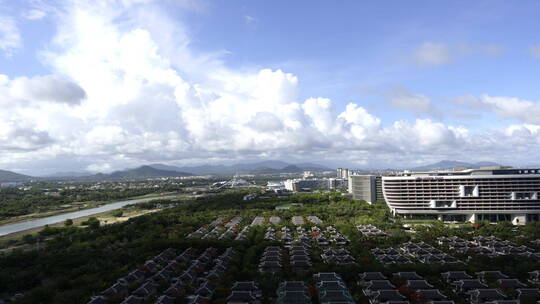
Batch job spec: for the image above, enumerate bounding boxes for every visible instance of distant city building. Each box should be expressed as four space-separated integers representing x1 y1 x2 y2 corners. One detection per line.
266 182 286 193
336 168 350 179
214 175 253 189
283 177 347 192
303 171 314 179
284 179 326 191
328 178 348 190
348 175 381 204
0 182 23 188
382 167 540 224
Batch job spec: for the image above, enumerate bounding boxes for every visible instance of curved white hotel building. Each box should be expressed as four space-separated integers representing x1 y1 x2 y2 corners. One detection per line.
382 167 540 225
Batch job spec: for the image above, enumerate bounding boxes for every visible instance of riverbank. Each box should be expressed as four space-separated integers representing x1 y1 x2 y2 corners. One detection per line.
0 205 163 251
0 194 185 237
0 192 177 226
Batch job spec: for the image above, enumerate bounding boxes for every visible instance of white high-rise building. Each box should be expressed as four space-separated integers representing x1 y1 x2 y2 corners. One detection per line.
337 168 350 179
348 175 379 204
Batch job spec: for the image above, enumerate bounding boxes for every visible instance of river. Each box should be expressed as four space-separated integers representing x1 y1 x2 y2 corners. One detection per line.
0 196 172 237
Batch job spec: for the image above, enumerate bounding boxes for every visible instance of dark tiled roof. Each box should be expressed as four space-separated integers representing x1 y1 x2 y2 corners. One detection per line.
371 289 406 301
227 291 256 302
406 280 434 290
415 289 447 300
393 272 423 280
441 271 472 281
359 272 387 281
364 280 396 290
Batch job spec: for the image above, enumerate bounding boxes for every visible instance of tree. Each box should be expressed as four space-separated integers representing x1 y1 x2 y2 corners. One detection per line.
22 234 36 244
81 217 100 229
64 219 73 226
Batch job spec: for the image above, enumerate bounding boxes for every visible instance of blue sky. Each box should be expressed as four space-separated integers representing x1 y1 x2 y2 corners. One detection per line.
2 0 540 175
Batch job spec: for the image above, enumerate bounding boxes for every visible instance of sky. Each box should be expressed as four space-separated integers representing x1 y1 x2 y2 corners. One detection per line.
2 0 540 175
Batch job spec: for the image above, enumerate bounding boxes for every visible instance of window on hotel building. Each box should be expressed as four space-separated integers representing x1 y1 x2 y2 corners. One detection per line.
527 214 540 222
478 214 511 222
460 185 479 197
512 192 537 200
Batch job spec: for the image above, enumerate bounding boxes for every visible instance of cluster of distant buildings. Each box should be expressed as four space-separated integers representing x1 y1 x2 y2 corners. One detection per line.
265 170 349 194
0 182 24 188
264 165 540 225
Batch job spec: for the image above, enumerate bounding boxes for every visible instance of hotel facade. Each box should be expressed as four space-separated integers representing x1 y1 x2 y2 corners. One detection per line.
381 167 540 225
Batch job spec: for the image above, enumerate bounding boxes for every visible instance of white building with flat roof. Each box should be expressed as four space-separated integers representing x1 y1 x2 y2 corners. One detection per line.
283 178 346 192
337 168 350 179
382 167 540 224
348 175 376 203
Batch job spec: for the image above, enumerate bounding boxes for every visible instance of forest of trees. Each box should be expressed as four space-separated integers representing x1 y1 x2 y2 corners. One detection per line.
0 191 539 303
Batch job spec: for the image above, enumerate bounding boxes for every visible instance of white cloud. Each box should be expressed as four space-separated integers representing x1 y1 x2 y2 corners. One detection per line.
412 42 504 67
338 103 381 142
412 42 451 66
0 74 86 106
452 94 540 124
0 15 21 56
248 112 284 132
24 9 47 20
382 119 462 151
456 43 504 56
0 0 538 174
377 85 439 116
0 120 54 151
244 15 256 24
86 162 112 172
530 44 540 58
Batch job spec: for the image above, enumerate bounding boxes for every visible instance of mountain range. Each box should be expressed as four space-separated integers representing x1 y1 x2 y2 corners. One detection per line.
410 160 501 171
148 161 331 175
107 165 193 179
0 160 509 182
0 166 193 182
0 169 33 183
0 161 331 182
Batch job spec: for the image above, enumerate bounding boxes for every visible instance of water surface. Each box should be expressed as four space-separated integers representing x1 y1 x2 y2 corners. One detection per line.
0 196 171 236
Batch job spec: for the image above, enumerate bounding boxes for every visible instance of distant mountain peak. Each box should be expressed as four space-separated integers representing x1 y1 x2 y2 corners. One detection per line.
149 161 331 175
107 165 193 179
411 160 501 171
45 171 91 178
0 169 32 182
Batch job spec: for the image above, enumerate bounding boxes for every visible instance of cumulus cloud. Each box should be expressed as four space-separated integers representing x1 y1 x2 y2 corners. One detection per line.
338 103 381 142
0 0 537 174
248 112 284 132
0 15 21 56
374 85 439 117
0 120 54 151
0 74 87 106
451 94 540 124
